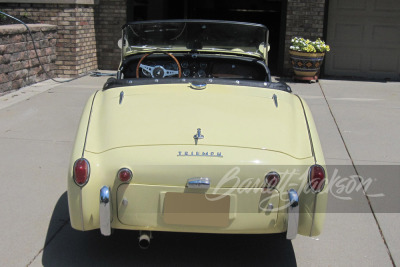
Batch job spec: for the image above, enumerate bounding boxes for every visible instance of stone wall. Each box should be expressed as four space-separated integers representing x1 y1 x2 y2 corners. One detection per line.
94 0 126 70
0 2 97 78
0 24 56 94
284 0 327 75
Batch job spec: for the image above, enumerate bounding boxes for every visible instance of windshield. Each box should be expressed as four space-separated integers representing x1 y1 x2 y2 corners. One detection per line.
122 20 268 58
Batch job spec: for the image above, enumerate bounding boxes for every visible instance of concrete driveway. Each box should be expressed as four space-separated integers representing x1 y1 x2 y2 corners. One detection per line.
0 75 398 266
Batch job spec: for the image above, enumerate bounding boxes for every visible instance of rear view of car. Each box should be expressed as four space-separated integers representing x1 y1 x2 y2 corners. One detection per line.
68 20 327 248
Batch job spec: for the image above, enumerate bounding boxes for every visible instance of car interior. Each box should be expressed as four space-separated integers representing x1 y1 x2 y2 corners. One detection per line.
119 52 270 81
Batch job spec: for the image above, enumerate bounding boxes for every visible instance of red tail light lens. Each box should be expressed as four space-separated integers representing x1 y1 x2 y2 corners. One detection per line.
309 165 326 192
73 158 90 186
265 171 280 189
118 168 133 182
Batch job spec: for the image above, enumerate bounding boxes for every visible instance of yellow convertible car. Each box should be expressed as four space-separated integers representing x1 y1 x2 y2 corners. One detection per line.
68 20 327 249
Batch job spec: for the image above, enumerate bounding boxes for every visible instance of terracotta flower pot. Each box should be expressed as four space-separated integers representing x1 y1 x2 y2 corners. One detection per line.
289 50 325 78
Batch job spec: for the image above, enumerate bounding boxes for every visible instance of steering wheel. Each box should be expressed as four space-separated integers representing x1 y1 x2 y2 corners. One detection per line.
136 52 182 78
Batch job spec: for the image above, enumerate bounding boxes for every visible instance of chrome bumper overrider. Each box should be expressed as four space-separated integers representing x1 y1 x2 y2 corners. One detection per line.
100 186 112 236
286 189 299 240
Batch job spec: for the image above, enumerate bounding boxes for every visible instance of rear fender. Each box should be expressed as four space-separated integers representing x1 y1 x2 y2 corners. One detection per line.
68 91 98 230
298 183 328 236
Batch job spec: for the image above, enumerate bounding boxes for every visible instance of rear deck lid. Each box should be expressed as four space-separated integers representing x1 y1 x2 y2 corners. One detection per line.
85 84 312 159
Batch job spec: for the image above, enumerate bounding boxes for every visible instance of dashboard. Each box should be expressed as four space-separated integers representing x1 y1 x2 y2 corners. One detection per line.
121 54 268 81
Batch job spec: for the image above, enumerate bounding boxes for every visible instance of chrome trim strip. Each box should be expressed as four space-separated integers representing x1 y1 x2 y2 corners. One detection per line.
286 189 299 240
79 188 85 231
186 177 211 189
79 90 98 231
295 95 320 235
272 94 278 107
81 90 99 158
190 82 207 90
99 186 112 236
310 194 318 237
119 91 124 104
295 94 316 163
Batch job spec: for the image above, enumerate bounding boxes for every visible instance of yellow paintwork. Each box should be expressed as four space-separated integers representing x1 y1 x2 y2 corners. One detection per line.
85 85 311 158
68 83 327 236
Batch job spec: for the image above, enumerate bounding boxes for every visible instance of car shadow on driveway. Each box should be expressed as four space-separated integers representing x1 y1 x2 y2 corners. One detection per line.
42 192 297 266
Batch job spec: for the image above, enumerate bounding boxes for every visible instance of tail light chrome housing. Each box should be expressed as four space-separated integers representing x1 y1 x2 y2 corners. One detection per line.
118 168 133 182
73 158 90 186
264 171 280 189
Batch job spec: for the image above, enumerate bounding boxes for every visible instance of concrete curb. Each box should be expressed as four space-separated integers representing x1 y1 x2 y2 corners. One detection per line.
0 78 68 110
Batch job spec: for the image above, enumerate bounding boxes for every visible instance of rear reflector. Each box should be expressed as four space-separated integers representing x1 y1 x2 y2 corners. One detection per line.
73 158 90 186
118 168 133 182
309 165 326 192
265 171 280 189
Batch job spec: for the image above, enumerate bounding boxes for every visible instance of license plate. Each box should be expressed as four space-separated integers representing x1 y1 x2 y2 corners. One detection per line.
163 192 230 227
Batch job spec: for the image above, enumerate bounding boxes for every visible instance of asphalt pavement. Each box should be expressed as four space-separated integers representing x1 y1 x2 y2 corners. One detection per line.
0 74 398 266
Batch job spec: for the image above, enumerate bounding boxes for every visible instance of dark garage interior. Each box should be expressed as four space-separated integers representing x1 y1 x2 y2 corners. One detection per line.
127 0 286 75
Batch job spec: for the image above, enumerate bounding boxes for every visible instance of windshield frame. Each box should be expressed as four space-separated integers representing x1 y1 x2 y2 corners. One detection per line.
121 19 269 60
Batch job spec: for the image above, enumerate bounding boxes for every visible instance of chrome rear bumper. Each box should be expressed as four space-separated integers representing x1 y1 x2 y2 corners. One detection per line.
100 186 112 236
99 185 299 237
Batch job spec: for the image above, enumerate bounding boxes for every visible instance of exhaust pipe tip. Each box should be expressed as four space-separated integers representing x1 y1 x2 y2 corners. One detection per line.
139 231 151 249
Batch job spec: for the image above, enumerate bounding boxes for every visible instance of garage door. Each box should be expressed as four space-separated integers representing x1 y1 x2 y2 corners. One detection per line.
325 0 400 80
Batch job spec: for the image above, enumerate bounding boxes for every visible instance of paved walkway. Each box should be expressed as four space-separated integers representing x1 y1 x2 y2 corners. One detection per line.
0 75 398 266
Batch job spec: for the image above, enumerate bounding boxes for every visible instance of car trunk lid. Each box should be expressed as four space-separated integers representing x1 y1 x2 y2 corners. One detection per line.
85 83 312 159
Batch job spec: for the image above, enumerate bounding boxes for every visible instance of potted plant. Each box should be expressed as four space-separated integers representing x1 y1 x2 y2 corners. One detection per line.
289 37 330 81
